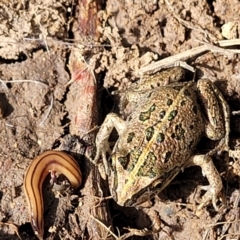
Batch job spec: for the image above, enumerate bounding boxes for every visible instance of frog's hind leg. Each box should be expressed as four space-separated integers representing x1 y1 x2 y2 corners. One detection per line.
189 154 224 211
197 79 230 154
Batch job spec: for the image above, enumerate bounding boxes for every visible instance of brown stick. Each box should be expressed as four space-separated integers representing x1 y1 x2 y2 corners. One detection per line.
67 0 113 239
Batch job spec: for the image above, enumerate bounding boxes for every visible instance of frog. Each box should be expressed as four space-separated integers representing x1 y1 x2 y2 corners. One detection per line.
94 67 230 211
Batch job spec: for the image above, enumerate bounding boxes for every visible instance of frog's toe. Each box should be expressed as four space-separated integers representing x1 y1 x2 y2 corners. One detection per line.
94 142 111 161
197 185 219 211
94 141 112 175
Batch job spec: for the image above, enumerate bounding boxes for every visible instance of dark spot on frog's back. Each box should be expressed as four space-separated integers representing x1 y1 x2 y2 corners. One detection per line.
126 149 142 171
157 132 165 143
168 110 178 121
139 103 156 121
127 132 135 143
145 126 154 141
159 110 166 119
180 100 186 106
175 123 185 140
149 103 156 112
139 112 149 121
118 151 140 172
137 151 157 178
167 99 173 106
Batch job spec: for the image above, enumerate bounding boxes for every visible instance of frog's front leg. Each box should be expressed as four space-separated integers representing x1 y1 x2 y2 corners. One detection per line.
189 154 223 211
94 113 126 175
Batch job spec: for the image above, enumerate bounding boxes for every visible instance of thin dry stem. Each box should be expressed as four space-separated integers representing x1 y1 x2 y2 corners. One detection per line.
139 45 208 74
218 39 240 47
90 215 119 239
139 41 240 75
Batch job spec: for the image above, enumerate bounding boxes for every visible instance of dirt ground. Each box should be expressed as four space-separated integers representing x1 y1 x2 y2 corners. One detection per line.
1 0 240 239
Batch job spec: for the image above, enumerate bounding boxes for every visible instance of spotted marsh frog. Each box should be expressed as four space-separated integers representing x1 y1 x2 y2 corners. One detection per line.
95 67 230 210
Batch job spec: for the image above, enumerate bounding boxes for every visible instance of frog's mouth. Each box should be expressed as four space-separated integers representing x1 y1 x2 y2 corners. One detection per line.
123 166 182 207
124 185 155 207
110 181 153 207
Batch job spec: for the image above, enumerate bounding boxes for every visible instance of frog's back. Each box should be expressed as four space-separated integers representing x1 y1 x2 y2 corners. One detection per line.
113 82 205 178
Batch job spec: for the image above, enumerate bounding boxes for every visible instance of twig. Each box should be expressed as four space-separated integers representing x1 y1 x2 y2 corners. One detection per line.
219 39 240 47
89 215 119 239
139 41 240 75
196 40 240 54
139 45 208 74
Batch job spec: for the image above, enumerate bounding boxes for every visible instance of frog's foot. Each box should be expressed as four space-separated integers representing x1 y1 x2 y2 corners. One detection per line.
94 113 126 175
189 154 223 211
196 185 226 211
94 139 112 175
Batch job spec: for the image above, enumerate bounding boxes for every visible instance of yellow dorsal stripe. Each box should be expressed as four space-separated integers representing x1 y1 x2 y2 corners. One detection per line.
121 83 191 193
